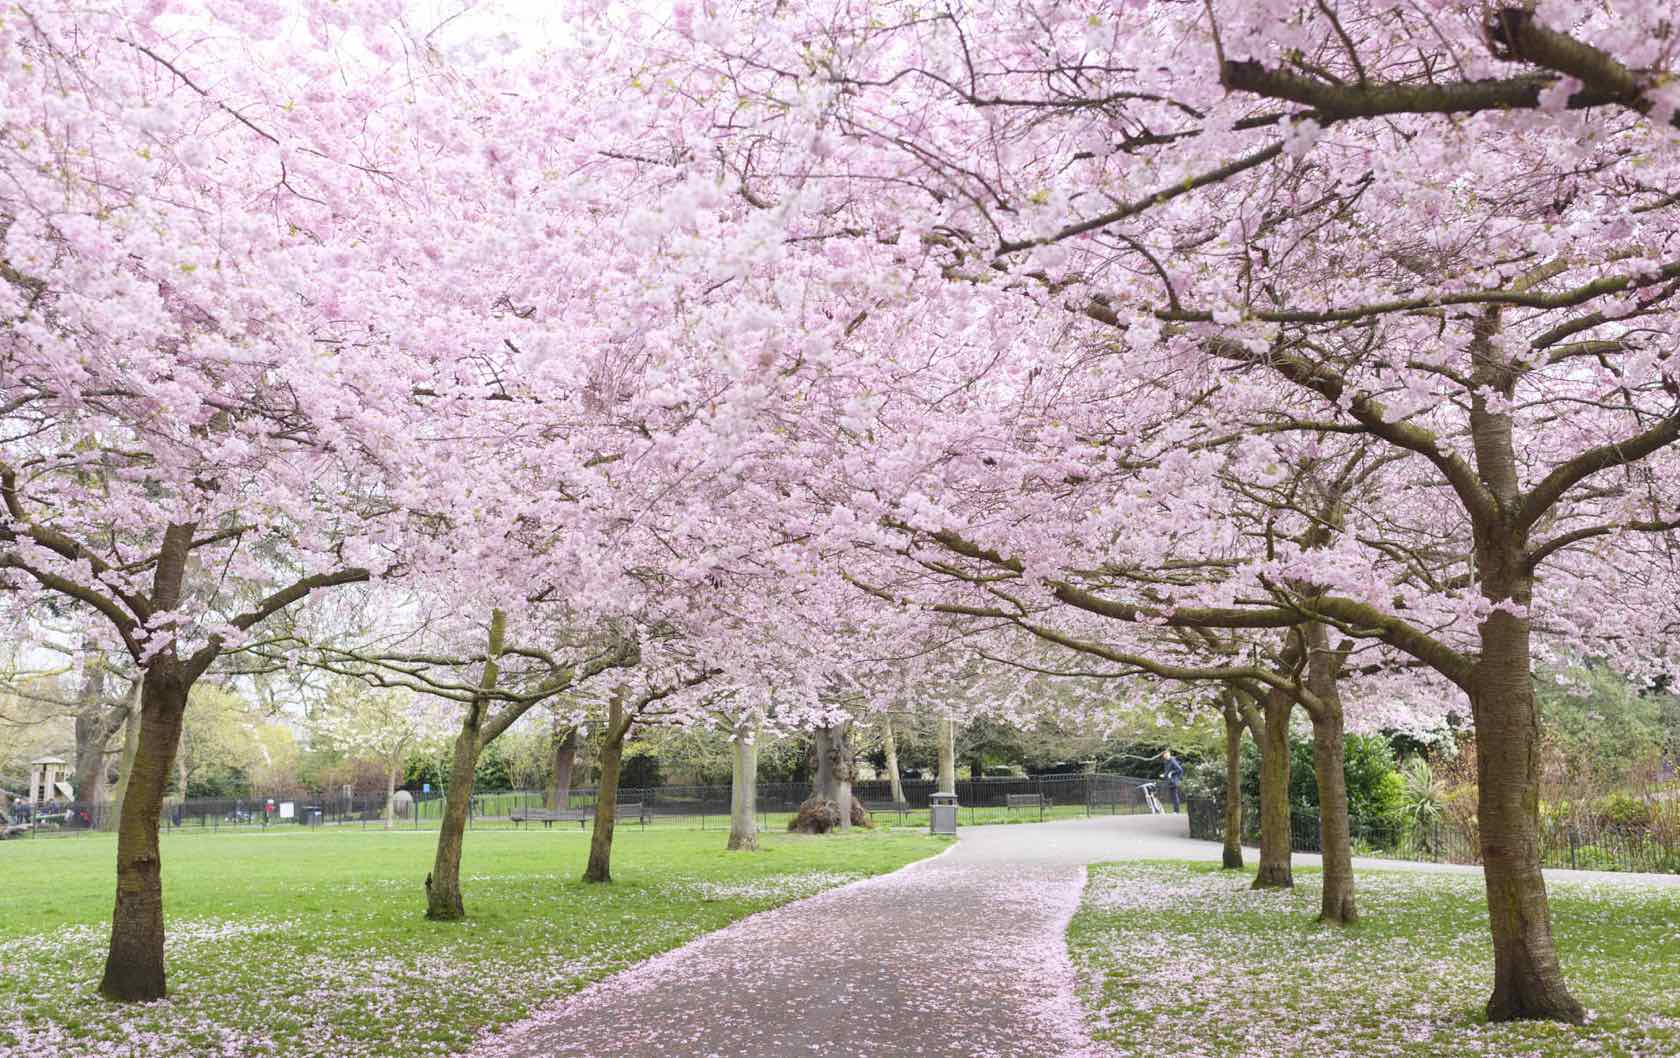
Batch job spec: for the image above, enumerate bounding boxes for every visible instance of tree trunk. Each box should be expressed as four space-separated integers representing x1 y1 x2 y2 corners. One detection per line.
584 694 627 884
103 684 143 833
813 722 852 830
936 716 956 795
548 721 578 811
813 724 839 801
1463 310 1583 1022
73 647 127 811
425 609 505 921
98 665 190 1002
1309 709 1356 923
426 705 483 919
1304 623 1356 924
384 760 398 831
882 717 905 804
1471 559 1584 1022
1220 702 1244 871
726 715 759 851
836 725 853 833
1252 689 1293 890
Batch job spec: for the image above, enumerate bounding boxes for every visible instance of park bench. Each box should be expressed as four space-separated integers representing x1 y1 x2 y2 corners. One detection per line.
613 801 649 829
1005 793 1049 818
509 808 591 829
862 799 909 820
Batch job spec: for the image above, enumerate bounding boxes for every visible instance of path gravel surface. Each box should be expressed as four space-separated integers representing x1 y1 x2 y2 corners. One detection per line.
466 811 1677 1058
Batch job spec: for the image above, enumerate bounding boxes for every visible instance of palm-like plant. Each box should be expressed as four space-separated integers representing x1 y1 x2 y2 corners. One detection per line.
1396 757 1450 858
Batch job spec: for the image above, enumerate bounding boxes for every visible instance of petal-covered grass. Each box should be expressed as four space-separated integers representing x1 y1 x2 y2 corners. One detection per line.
0 826 947 1058
1070 862 1680 1058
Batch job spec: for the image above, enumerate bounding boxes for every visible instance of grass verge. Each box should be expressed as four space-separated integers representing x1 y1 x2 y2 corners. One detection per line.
1069 862 1680 1057
0 826 946 1058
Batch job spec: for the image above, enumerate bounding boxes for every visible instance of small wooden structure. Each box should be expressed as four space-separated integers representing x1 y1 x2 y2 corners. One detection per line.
28 756 73 804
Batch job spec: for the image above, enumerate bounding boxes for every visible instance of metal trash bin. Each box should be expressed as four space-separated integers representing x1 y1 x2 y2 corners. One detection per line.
929 792 959 836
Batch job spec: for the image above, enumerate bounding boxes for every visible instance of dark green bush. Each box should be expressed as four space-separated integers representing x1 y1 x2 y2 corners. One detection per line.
1286 733 1404 829
1571 844 1625 872
1594 792 1654 832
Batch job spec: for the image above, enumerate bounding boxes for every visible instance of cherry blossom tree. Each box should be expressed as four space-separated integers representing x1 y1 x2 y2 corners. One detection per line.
563 0 1680 1022
309 684 450 829
0 1 594 998
11 0 1678 1028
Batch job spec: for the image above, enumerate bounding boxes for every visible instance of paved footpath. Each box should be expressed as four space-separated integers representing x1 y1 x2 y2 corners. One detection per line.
466 813 1677 1058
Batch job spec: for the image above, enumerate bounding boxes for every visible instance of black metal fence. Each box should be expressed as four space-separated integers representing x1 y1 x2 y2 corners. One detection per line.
4 773 1162 839
1185 796 1680 875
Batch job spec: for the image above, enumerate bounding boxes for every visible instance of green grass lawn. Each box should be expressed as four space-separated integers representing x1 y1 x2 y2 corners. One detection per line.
138 797 1135 836
0 826 946 1058
1070 862 1680 1058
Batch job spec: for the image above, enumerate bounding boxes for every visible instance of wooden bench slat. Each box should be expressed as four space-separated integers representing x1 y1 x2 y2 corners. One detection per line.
509 808 591 829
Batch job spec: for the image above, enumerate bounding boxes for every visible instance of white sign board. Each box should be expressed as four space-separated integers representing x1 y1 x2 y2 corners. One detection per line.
279 801 295 820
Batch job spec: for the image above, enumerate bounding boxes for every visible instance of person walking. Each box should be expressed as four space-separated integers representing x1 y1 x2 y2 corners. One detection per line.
1160 751 1185 814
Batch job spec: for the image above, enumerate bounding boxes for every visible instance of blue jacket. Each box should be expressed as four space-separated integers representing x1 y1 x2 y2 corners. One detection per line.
1163 757 1184 784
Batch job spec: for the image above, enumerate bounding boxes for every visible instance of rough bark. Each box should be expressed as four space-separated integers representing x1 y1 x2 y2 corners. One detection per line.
1308 708 1356 922
1252 689 1294 890
547 720 578 811
813 722 853 831
789 796 869 833
73 647 128 811
98 664 189 1001
425 609 505 921
881 717 905 804
936 716 956 795
1220 701 1244 871
103 684 143 833
1472 550 1584 1022
1304 623 1357 924
583 692 628 883
726 716 759 851
837 741 853 834
1463 316 1584 1023
425 703 484 919
91 521 361 1001
789 797 841 833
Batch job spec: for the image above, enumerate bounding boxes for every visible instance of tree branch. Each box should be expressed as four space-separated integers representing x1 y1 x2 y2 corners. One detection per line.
1517 413 1680 531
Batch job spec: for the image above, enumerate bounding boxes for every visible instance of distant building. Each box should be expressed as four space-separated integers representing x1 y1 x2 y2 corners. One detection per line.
29 756 73 804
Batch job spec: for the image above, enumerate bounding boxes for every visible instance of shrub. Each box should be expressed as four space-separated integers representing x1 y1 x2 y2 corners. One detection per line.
1595 792 1654 832
1399 757 1445 826
1182 756 1227 801
1442 783 1480 859
1366 770 1406 827
1570 844 1625 872
1286 733 1404 829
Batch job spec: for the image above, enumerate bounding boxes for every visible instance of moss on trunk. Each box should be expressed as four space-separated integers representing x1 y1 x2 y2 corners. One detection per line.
584 697 626 884
1252 689 1293 890
1221 703 1244 871
99 667 189 1001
